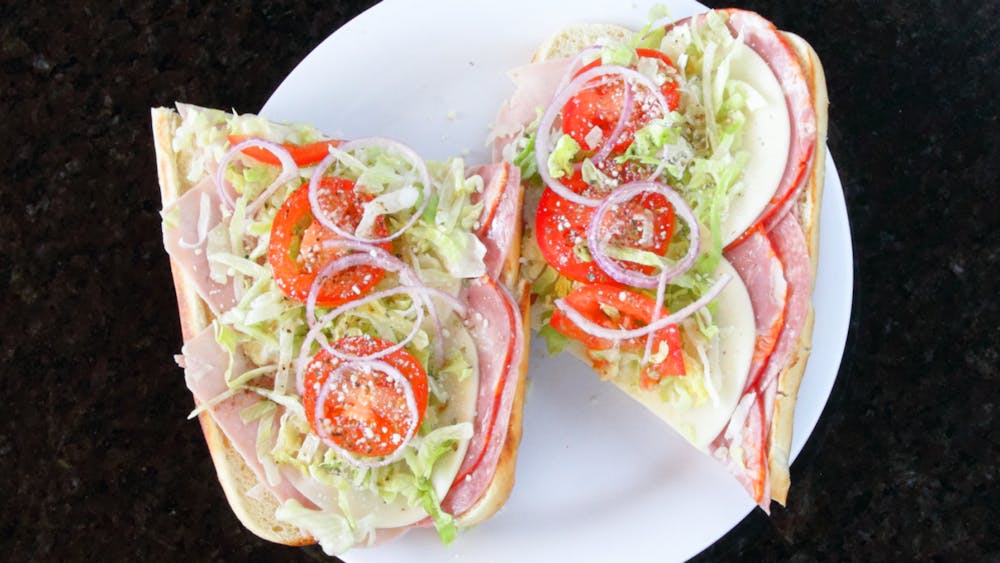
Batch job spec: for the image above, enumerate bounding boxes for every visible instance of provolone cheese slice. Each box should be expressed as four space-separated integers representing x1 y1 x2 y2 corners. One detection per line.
722 42 790 245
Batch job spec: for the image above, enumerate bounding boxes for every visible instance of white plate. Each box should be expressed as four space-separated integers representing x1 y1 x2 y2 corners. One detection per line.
261 1 853 561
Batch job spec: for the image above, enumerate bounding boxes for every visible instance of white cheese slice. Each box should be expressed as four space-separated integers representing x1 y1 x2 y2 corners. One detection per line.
660 23 790 246
722 41 790 245
613 258 755 449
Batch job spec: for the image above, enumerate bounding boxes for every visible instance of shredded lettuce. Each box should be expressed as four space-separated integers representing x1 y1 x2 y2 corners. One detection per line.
538 323 572 355
632 4 672 50
405 159 486 279
174 105 490 553
601 43 637 67
357 185 420 238
275 499 359 556
405 423 472 543
547 134 580 179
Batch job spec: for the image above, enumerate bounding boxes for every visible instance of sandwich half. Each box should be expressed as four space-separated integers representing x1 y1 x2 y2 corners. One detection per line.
152 104 529 554
492 8 828 509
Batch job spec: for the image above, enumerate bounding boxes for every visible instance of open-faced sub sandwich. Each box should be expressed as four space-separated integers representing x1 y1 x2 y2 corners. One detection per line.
152 103 528 555
492 8 828 510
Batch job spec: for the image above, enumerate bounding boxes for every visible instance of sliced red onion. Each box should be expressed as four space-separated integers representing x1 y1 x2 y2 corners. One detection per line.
308 239 447 364
297 285 467 394
553 272 732 341
214 138 299 214
304 241 416 326
536 66 670 207
308 137 431 244
591 82 634 164
643 265 671 365
312 359 419 468
587 181 701 289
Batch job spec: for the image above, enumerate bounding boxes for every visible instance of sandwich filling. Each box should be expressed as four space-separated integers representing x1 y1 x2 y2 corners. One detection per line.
162 105 523 554
496 9 817 508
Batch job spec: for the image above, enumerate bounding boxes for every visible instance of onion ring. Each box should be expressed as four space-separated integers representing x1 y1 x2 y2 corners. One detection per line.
536 66 670 207
214 138 299 214
587 181 701 289
552 273 732 341
308 137 431 244
312 359 419 468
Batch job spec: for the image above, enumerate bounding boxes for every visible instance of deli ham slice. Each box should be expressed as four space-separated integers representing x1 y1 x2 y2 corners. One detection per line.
723 9 817 234
442 275 524 516
162 178 237 315
712 212 813 510
182 325 310 506
471 163 523 282
724 228 788 392
490 58 572 162
758 212 812 395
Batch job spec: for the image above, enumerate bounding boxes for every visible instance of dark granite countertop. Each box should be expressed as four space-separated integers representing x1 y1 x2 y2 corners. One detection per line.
2 0 997 561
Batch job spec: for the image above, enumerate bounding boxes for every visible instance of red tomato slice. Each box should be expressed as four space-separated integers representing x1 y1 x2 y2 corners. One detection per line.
561 48 681 154
302 336 428 458
549 284 686 386
535 172 676 284
267 178 390 307
228 134 343 167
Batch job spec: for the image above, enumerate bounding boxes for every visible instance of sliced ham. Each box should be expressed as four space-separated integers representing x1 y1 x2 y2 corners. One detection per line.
162 178 237 315
723 9 817 234
182 325 309 505
756 212 812 394
442 275 524 516
724 228 788 392
470 163 523 282
711 390 771 512
711 213 812 509
490 58 572 162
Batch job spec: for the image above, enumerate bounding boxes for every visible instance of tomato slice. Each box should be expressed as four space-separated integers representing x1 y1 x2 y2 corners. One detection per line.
302 336 428 458
562 48 681 155
267 178 390 307
535 172 676 284
227 134 343 167
549 284 686 386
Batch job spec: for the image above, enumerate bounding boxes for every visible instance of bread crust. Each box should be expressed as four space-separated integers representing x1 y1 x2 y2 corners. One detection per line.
152 107 529 547
522 15 829 506
767 32 828 505
152 108 314 545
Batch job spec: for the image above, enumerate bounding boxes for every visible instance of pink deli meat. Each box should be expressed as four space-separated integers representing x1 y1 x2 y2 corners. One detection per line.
162 178 237 315
724 228 788 392
711 213 813 509
757 211 813 400
182 325 311 506
441 275 524 516
471 162 523 282
490 58 572 162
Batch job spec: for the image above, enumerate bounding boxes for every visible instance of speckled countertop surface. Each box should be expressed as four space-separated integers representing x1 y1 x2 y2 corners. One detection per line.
1 1 997 561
